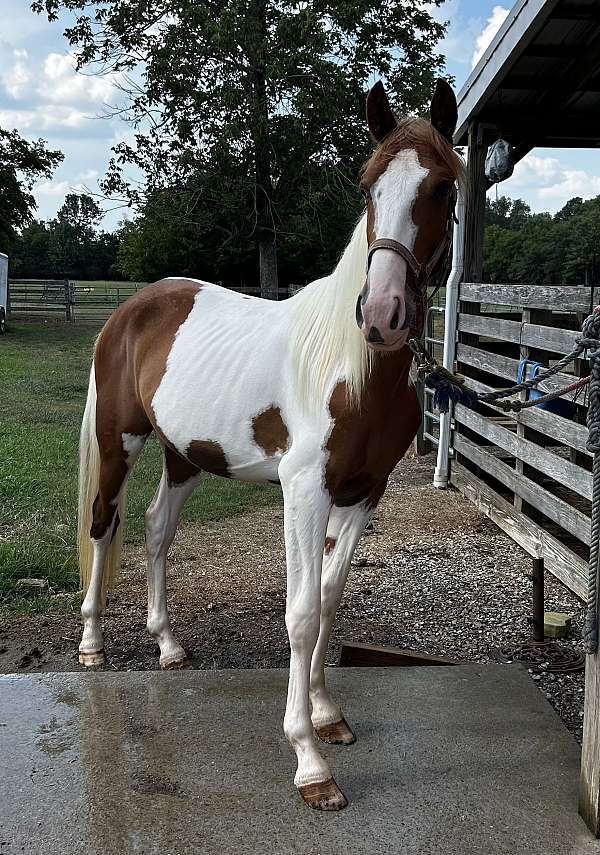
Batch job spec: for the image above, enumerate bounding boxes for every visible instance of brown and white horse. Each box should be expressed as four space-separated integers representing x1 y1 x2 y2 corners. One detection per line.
77 80 463 810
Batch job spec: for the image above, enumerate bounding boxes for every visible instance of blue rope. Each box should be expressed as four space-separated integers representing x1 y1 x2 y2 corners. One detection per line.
425 373 478 412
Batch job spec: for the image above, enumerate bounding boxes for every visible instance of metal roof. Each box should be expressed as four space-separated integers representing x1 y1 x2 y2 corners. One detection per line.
454 0 600 149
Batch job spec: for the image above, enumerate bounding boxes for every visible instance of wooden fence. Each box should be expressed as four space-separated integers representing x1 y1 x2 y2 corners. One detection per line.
7 280 293 324
8 279 75 322
448 282 593 599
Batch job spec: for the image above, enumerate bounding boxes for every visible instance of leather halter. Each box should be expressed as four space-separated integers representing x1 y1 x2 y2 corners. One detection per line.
364 186 457 299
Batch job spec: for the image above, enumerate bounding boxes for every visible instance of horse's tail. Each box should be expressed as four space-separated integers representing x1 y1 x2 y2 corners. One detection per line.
77 360 125 598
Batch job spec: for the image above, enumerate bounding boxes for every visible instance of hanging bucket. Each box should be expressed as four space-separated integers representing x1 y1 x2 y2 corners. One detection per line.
516 358 575 417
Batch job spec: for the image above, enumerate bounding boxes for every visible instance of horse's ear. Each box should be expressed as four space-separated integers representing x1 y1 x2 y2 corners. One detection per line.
430 79 457 143
366 81 397 142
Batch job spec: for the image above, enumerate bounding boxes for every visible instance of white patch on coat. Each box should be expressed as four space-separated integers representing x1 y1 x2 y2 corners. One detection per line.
368 149 429 287
121 432 147 466
151 284 337 484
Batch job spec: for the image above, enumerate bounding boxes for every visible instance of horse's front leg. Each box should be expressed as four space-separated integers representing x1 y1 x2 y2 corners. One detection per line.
279 455 346 810
310 501 371 745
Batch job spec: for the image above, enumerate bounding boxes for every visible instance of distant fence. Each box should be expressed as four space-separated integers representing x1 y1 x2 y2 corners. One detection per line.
8 279 75 322
71 281 146 323
7 280 293 324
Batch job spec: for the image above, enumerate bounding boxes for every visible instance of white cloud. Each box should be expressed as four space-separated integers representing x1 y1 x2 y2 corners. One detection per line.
489 151 600 213
512 155 561 185
539 170 600 200
2 48 32 99
472 6 509 68
426 0 483 67
0 105 90 131
35 179 71 197
39 52 119 105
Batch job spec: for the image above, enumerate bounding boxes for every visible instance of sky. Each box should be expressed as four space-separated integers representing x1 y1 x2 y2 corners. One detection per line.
1 0 599 230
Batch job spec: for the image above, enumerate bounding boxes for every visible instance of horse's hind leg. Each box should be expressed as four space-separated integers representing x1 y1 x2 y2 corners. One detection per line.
79 435 148 666
145 446 201 669
309 501 371 744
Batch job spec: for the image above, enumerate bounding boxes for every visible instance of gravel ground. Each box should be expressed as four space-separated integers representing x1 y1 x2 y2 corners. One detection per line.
0 453 586 741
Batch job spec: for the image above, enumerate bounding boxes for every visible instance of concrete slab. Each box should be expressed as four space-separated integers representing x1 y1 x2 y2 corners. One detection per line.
0 665 598 855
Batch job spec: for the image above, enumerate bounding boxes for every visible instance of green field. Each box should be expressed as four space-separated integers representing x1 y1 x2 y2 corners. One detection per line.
0 322 280 611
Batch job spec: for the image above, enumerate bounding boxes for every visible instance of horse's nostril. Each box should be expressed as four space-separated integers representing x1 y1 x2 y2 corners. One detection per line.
367 326 385 344
355 295 364 328
390 310 399 330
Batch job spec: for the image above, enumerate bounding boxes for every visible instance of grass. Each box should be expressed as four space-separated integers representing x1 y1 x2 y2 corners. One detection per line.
0 321 281 611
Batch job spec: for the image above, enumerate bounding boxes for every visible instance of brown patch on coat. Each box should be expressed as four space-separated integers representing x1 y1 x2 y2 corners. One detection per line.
164 445 201 486
324 351 421 508
324 536 337 555
186 439 230 478
252 406 289 456
89 279 201 538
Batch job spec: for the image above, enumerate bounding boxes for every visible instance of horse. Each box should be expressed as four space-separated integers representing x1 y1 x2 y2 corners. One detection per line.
76 79 463 811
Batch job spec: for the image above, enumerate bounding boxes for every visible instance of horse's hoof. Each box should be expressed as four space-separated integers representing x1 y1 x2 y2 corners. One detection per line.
314 717 356 745
298 777 348 811
161 656 191 671
78 649 105 667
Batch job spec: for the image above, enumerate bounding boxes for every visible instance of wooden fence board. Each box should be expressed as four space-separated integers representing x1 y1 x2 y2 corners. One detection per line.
456 343 583 403
463 375 591 456
453 433 590 545
457 313 581 354
451 462 587 598
454 403 593 500
460 283 597 312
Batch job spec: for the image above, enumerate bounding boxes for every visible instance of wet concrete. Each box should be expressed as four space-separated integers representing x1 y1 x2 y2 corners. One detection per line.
0 665 598 855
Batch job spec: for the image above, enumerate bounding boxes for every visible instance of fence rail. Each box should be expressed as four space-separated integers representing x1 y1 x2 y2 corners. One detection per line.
8 279 75 322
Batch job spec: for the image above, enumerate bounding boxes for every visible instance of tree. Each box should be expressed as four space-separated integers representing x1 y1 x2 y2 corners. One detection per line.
35 0 447 297
49 192 104 277
10 220 52 278
560 197 600 283
485 196 531 231
0 127 63 253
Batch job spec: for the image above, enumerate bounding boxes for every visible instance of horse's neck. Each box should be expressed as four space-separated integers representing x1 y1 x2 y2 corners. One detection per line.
362 348 414 407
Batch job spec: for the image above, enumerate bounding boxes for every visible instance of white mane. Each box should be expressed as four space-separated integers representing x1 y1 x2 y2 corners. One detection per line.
290 213 372 411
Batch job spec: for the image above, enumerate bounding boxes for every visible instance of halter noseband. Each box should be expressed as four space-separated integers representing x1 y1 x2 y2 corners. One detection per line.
364 186 457 309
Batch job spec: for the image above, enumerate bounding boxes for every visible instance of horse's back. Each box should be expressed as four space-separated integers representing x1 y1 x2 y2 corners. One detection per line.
97 277 292 482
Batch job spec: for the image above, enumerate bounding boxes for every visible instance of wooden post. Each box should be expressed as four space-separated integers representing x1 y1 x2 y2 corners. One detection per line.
64 279 73 323
580 643 600 835
463 122 487 285
581 455 600 837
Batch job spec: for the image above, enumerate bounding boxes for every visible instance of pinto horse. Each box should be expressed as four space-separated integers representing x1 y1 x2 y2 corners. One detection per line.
77 79 463 810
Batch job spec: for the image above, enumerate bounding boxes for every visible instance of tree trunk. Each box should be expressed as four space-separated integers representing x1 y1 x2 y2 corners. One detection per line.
259 237 278 300
247 0 279 300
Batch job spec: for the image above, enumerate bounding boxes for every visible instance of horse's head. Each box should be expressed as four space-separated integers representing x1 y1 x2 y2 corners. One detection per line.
357 80 462 351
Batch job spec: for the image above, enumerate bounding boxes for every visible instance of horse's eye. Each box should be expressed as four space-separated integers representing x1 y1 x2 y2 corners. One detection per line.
433 181 452 198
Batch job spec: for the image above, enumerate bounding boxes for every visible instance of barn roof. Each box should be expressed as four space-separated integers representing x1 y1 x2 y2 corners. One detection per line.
454 0 600 149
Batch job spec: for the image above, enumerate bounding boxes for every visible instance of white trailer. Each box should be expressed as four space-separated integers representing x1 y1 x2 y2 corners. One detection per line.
0 253 7 334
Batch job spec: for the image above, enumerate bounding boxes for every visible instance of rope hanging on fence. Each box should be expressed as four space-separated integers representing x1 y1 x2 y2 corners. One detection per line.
410 308 600 654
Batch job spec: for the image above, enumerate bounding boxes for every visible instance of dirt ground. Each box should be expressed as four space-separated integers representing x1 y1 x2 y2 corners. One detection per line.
0 454 586 741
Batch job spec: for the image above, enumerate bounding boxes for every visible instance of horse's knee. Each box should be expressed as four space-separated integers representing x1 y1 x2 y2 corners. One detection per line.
286 607 320 652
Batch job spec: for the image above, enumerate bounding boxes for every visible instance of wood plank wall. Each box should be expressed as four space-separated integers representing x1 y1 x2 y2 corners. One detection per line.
449 281 593 598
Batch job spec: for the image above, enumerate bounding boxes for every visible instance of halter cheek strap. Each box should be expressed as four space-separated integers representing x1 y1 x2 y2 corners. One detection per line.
365 188 457 297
